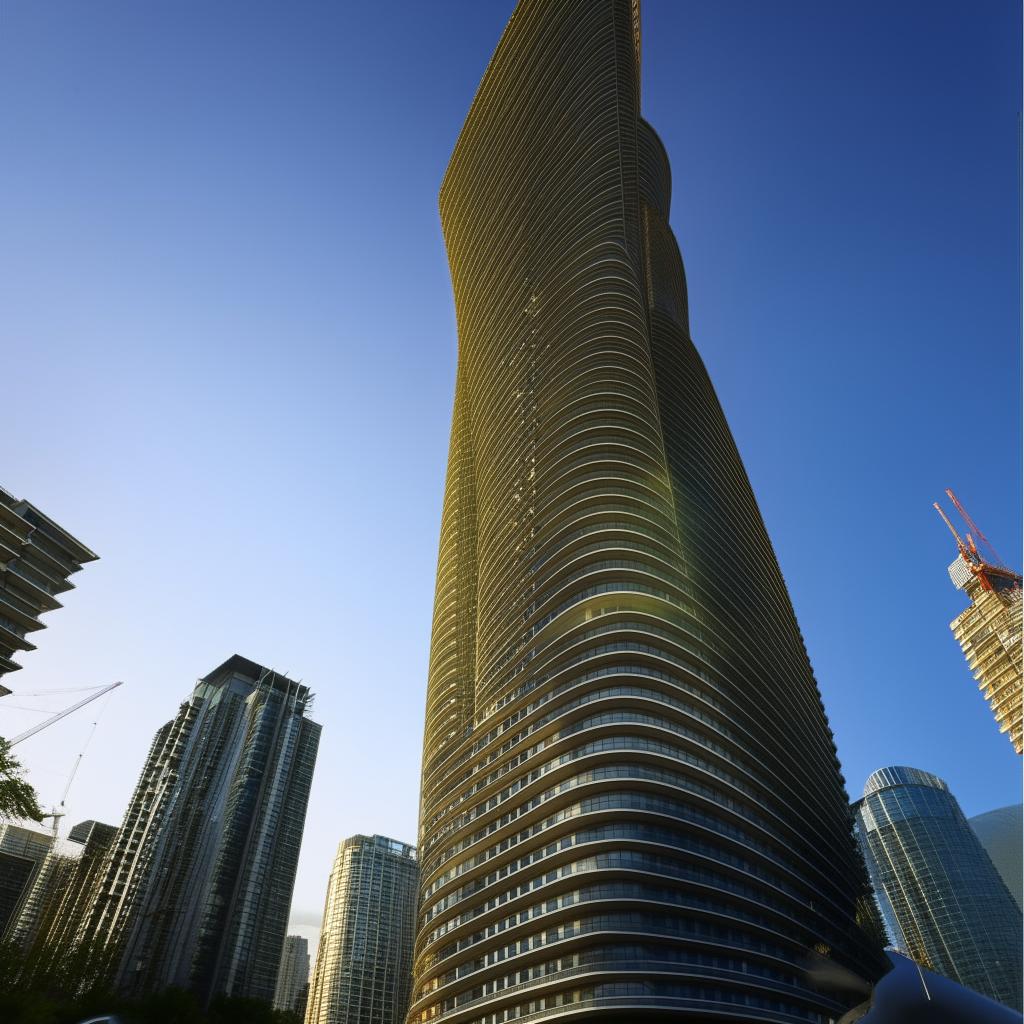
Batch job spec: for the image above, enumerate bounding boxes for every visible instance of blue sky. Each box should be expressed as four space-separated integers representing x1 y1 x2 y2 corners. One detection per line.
1 0 1020 947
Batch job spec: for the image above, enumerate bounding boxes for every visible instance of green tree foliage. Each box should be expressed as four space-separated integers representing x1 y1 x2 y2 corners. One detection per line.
0 736 43 822
0 936 302 1024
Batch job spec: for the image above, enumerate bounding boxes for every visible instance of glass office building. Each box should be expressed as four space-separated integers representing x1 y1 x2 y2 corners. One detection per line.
411 2 887 1022
854 766 1022 1011
82 655 321 1004
969 804 1023 910
306 834 418 1024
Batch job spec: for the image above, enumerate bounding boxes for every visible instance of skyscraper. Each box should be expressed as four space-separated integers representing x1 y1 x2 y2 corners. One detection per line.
411 2 886 1022
306 835 418 1024
854 766 1022 1011
83 655 320 1004
0 485 98 681
945 550 1022 754
275 935 311 1016
969 804 1023 910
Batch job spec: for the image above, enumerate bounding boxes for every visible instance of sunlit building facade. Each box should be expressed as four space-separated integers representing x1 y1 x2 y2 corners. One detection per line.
410 2 887 1022
946 555 1022 753
854 766 1022 1011
0 822 55 939
82 655 320 1005
306 834 418 1024
9 819 116 950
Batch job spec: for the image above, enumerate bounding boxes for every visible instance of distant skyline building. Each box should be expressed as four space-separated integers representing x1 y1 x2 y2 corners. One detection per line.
306 834 418 1024
275 934 311 1016
411 2 887 1022
82 655 320 1005
854 766 1022 1011
9 819 117 950
936 496 1022 753
969 804 1023 911
0 485 97 681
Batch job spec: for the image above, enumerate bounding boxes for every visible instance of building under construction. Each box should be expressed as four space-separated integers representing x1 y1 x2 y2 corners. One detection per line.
935 490 1022 754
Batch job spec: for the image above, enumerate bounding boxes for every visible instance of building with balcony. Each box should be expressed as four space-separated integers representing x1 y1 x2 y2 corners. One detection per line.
0 486 97 681
410 2 888 1022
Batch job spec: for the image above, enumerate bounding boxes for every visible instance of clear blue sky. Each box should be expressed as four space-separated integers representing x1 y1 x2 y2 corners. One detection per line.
1 0 1020 948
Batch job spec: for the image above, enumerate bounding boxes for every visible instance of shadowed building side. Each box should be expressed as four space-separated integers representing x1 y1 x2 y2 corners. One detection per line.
969 804 1023 911
275 934 311 1016
411 2 887 1023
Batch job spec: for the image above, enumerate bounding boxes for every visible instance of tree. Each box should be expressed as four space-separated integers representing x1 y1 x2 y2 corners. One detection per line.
0 736 44 821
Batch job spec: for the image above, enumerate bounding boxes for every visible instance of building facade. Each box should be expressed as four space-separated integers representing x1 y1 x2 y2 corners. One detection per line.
275 935 311 1016
0 822 55 938
306 835 418 1024
9 819 117 950
946 554 1022 753
854 766 1022 1011
969 804 1023 911
0 485 98 681
411 3 887 1023
82 655 320 1005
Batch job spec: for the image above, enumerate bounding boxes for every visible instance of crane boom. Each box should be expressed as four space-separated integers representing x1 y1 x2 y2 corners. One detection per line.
8 681 123 747
945 489 1006 568
933 503 967 555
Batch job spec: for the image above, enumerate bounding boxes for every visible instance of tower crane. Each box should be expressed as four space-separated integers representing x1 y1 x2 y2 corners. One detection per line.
945 488 1007 570
933 503 970 561
7 681 123 747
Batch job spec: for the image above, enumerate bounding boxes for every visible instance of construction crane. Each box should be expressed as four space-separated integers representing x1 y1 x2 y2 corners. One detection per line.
933 502 970 560
7 681 123 747
945 488 1007 570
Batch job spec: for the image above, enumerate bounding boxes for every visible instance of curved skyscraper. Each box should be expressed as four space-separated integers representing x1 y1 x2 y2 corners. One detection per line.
412 2 887 1022
854 767 1022 1011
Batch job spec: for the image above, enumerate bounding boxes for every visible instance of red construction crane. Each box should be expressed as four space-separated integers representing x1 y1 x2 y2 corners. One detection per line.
945 488 1007 570
933 502 970 560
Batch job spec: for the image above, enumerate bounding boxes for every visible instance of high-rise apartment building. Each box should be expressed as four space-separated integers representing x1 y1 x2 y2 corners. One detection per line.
0 486 97 681
854 766 1022 1010
9 819 117 950
306 835 418 1024
945 551 1022 753
275 935 311 1016
83 655 320 1005
969 804 1023 910
411 2 887 1022
0 822 55 937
